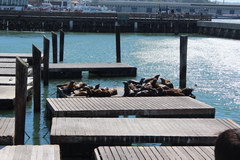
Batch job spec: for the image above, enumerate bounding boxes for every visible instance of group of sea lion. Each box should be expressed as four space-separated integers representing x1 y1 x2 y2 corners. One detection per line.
57 81 118 97
123 75 195 98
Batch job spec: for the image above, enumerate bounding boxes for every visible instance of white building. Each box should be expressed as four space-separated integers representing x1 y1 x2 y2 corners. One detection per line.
89 0 240 16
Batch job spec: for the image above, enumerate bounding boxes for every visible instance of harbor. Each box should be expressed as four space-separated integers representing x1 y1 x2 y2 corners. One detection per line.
0 15 240 159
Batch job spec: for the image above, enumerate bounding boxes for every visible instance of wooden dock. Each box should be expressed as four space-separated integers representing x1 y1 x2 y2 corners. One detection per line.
0 53 32 64
0 68 32 76
50 118 239 156
0 118 15 145
46 97 215 118
94 146 215 160
0 86 33 109
0 77 33 85
48 63 137 78
0 145 60 160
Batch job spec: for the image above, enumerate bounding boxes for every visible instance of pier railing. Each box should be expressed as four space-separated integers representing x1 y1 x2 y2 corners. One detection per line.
0 10 211 21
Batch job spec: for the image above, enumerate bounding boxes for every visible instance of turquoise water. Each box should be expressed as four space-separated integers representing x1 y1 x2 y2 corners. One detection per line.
0 31 239 144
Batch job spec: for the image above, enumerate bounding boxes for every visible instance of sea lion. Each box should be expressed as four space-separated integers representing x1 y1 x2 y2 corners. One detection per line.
164 88 184 96
109 88 118 96
181 88 194 96
144 74 160 83
160 78 174 88
62 81 75 94
94 84 100 90
73 90 88 96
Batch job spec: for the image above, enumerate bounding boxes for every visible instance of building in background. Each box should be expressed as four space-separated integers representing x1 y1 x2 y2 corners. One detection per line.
0 0 28 10
90 0 240 17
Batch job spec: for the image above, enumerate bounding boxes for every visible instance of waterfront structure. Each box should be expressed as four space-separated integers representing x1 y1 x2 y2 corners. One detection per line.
90 1 240 17
0 0 27 10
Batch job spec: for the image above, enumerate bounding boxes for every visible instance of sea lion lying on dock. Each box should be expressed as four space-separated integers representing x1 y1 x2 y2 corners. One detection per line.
57 81 118 97
123 74 195 98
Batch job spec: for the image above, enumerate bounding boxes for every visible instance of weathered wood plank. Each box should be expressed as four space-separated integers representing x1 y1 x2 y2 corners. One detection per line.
0 58 27 63
95 146 215 160
47 97 215 118
51 118 240 147
0 77 33 85
0 86 33 109
0 68 32 76
48 63 137 77
0 145 60 160
0 118 15 145
0 53 32 58
0 63 16 68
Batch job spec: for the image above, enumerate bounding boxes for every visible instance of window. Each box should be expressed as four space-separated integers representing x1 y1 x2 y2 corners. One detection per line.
131 7 137 12
230 10 235 14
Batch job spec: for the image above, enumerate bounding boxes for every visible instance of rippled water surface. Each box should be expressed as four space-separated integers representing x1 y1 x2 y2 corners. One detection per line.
0 31 239 144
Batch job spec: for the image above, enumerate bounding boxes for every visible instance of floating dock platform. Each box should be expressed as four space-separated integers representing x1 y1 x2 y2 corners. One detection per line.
0 118 14 145
0 145 60 160
50 118 239 156
46 97 215 118
0 68 32 76
94 146 215 160
0 53 32 64
0 77 33 85
48 63 137 78
0 86 33 109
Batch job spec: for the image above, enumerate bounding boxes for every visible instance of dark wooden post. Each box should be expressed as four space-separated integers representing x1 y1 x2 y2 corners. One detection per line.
52 32 58 63
14 57 28 145
59 30 64 62
115 25 121 63
179 35 188 89
43 36 49 86
32 45 41 112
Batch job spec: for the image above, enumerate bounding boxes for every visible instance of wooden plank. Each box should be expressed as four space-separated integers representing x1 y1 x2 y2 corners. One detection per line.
0 118 15 145
51 118 240 146
0 53 32 58
0 68 32 76
95 146 215 160
0 58 27 63
0 86 33 109
0 63 16 68
0 77 33 85
0 145 60 160
47 97 215 118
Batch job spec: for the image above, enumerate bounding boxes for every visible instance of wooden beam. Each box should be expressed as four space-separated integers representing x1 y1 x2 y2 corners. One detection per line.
14 57 28 145
52 32 58 63
43 36 50 86
179 35 188 89
32 45 41 112
59 30 64 62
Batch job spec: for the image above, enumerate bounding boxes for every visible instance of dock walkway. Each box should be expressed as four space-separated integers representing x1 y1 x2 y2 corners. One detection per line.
0 145 60 160
48 63 137 78
51 118 239 147
47 97 215 118
94 146 215 160
0 53 32 64
0 118 15 145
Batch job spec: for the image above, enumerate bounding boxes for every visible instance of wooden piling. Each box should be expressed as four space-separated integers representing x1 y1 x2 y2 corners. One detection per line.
32 45 41 112
14 57 28 145
179 35 188 89
43 36 50 86
52 32 58 63
115 26 121 63
59 30 64 62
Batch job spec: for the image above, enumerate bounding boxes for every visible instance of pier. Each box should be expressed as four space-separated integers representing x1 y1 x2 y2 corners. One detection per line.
198 21 240 39
0 11 211 33
94 146 215 160
48 63 137 78
50 118 239 156
0 118 15 145
46 97 215 118
0 145 60 160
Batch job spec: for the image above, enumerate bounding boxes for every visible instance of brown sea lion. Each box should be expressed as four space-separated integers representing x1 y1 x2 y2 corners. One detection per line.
62 81 75 94
181 88 194 96
144 74 160 83
109 88 118 96
160 78 174 88
165 88 185 96
94 84 100 90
